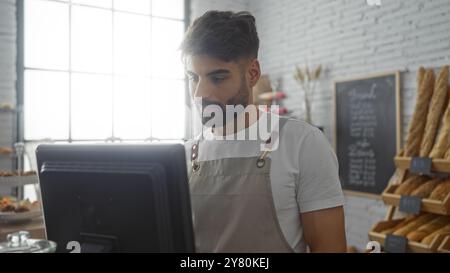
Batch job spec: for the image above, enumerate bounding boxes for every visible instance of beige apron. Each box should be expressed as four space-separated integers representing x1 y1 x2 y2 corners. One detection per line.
189 118 294 253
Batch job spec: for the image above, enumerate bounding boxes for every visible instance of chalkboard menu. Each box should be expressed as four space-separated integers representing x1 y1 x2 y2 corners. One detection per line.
334 72 401 196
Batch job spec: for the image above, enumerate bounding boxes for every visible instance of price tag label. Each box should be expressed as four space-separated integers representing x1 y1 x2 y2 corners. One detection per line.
385 235 407 253
399 196 422 214
410 157 432 175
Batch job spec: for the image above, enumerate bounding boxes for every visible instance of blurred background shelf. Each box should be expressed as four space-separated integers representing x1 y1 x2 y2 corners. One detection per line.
0 175 39 187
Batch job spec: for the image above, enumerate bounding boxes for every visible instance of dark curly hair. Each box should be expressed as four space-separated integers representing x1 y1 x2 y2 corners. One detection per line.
180 10 259 62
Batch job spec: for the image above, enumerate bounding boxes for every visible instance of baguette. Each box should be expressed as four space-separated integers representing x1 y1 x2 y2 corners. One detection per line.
404 68 434 156
421 223 450 245
430 85 450 158
393 214 437 237
429 179 450 201
420 66 450 157
410 178 440 198
394 175 428 195
380 214 421 235
406 216 450 242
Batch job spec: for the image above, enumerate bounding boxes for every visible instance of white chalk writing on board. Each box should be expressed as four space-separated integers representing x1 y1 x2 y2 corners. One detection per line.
347 83 379 187
348 139 377 187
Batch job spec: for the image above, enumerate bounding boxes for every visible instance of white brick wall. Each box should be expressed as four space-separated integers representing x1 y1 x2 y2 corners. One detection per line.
190 0 249 20
251 0 450 143
0 0 16 176
190 0 450 251
0 0 16 105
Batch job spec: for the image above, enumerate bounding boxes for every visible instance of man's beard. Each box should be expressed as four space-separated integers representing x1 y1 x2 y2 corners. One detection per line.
198 80 250 128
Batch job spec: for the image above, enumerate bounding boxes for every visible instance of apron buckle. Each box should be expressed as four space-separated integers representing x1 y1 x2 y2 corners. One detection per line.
256 158 265 168
192 161 200 172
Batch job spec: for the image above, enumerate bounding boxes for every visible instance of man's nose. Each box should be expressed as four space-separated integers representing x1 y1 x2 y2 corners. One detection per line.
193 79 212 99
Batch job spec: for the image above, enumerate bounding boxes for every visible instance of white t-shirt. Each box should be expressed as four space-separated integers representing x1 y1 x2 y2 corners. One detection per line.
185 112 345 253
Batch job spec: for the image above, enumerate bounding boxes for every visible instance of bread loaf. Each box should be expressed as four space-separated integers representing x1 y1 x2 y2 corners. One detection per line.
394 175 428 195
421 223 450 245
417 66 426 89
393 214 437 237
406 216 450 242
380 215 420 235
420 66 450 157
410 178 440 198
429 179 450 201
430 86 450 158
404 68 434 157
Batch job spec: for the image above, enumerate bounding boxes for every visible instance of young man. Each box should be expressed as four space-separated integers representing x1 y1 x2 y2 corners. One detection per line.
181 11 346 253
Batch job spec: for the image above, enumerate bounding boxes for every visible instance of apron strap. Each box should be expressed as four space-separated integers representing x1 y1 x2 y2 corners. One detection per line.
191 139 201 172
256 117 289 168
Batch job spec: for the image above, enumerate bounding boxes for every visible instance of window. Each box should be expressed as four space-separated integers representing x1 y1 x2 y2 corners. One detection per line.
22 0 187 142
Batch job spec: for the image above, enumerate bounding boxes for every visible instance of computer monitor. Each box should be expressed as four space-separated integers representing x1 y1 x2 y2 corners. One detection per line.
36 143 195 253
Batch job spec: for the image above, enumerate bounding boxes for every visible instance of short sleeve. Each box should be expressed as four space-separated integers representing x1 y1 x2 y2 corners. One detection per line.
296 128 345 213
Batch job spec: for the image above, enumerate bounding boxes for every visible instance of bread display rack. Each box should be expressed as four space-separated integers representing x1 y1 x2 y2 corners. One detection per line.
382 162 450 215
0 172 39 188
369 66 450 253
0 142 39 193
438 235 450 253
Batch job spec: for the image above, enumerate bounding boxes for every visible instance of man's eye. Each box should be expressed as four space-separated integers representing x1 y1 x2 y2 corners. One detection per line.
211 77 226 84
188 75 198 82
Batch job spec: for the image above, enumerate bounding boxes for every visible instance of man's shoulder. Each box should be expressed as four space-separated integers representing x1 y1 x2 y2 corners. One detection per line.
279 116 321 141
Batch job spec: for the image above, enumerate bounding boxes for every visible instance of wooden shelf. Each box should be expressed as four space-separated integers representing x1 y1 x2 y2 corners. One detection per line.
395 157 450 173
382 184 450 215
368 218 447 253
0 175 39 187
0 154 15 159
369 161 450 252
438 235 450 253
0 107 16 113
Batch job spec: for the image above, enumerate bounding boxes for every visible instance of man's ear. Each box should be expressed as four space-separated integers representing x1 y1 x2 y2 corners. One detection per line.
247 59 261 87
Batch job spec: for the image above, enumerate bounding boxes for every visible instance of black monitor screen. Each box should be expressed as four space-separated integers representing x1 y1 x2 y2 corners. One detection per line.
36 144 195 253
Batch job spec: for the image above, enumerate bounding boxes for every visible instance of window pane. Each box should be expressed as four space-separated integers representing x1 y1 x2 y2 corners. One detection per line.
151 0 184 20
113 76 151 139
151 79 185 139
114 12 151 76
151 18 184 79
71 73 112 139
71 0 112 8
72 6 112 73
25 0 69 70
24 70 69 140
114 0 150 14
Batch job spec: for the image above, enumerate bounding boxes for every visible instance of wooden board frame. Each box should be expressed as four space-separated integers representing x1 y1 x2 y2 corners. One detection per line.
333 71 402 199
